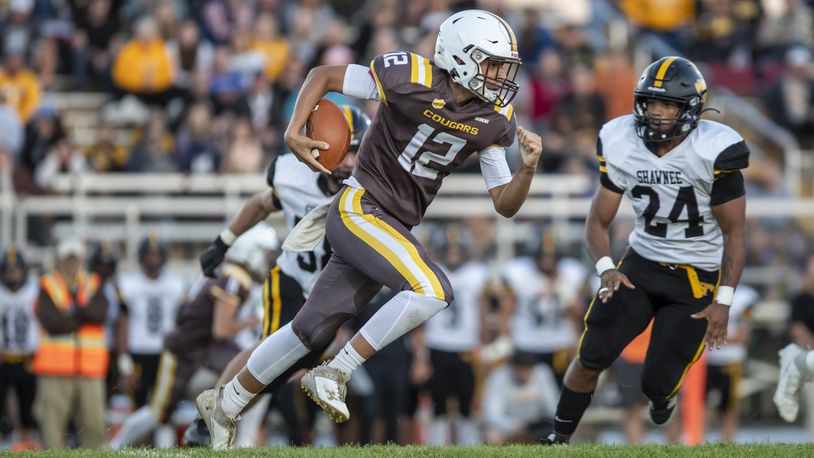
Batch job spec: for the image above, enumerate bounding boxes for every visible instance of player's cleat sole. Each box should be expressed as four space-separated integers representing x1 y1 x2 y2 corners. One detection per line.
301 362 351 423
195 387 237 450
774 343 804 422
649 397 678 426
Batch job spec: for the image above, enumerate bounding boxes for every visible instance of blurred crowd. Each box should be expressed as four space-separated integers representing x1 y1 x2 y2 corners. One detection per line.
0 0 813 179
0 0 812 267
2 0 814 449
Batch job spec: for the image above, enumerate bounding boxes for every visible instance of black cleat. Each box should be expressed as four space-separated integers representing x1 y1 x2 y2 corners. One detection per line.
649 397 678 426
182 417 211 447
541 433 569 445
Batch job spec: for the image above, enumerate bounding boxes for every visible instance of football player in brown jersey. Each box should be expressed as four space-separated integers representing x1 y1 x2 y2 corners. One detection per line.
110 227 276 448
197 10 543 449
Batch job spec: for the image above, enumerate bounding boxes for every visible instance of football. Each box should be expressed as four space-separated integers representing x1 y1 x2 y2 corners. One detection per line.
305 98 352 171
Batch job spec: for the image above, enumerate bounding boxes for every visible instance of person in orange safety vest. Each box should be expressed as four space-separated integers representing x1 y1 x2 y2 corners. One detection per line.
33 238 108 449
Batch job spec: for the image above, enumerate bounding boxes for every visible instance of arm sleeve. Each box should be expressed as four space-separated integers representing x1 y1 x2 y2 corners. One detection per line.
597 136 625 194
710 170 745 206
342 64 381 101
478 146 512 190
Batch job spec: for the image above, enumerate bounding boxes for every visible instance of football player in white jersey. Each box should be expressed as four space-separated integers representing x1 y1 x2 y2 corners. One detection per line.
545 56 748 444
421 230 488 445
183 106 370 447
499 246 585 385
0 247 40 449
118 236 187 408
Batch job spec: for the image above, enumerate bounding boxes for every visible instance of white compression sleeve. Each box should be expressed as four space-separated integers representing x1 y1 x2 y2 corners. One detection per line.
358 290 447 351
247 322 310 385
478 146 512 190
342 64 380 101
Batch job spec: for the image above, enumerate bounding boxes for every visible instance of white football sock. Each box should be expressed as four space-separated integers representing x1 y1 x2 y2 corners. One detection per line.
358 290 447 351
328 344 366 376
222 377 254 420
247 322 310 385
456 417 481 445
428 417 450 445
110 407 158 448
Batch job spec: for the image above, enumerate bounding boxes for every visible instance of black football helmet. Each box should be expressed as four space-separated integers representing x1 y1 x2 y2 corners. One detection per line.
88 241 119 278
333 105 370 181
341 105 371 154
138 234 167 268
1 246 28 290
633 56 709 143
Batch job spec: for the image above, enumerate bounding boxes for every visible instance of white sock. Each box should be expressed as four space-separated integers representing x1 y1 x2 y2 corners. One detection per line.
428 417 449 445
110 407 158 448
456 417 481 445
358 290 447 351
328 343 366 376
246 322 310 385
221 377 254 420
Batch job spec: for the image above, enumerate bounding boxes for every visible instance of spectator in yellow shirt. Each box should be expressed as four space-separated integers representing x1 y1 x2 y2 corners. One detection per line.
621 0 695 52
112 16 175 105
251 14 290 83
0 45 42 123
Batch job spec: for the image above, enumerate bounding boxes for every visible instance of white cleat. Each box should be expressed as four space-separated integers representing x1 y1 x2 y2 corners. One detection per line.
774 343 804 422
196 386 237 450
301 362 351 423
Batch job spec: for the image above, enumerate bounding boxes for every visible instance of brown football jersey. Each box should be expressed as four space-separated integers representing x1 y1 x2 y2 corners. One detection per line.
164 263 252 358
354 52 517 227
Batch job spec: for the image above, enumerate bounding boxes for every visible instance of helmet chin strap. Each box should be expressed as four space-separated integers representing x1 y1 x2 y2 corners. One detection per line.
699 107 721 116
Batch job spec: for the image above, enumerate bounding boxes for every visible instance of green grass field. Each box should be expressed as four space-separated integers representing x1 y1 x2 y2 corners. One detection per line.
10 444 814 458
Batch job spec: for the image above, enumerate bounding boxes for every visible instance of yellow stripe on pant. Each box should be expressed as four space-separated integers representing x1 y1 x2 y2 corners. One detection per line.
262 266 283 338
149 350 177 421
270 266 282 334
339 187 444 301
668 338 705 399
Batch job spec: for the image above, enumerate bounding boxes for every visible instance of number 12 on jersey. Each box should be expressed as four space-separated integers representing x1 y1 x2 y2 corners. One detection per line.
399 123 466 180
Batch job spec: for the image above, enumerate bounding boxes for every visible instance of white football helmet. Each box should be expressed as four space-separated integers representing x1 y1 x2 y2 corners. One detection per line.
226 223 279 278
434 10 521 107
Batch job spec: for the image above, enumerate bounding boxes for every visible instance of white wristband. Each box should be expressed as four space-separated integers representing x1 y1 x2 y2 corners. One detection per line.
595 256 616 276
715 286 735 306
220 228 237 246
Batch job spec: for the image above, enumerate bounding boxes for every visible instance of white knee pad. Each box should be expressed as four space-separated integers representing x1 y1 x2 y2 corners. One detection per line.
359 290 447 351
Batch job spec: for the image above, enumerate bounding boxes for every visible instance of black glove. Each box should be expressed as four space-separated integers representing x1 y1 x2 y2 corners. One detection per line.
200 235 229 278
